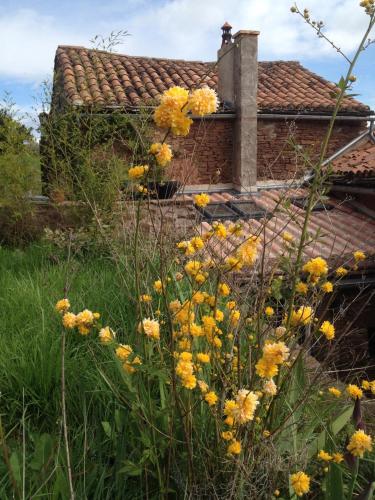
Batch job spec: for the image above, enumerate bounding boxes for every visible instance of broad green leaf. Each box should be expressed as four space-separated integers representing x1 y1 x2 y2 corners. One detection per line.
325 463 344 500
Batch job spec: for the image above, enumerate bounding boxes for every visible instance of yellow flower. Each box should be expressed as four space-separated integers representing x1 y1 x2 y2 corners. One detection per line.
353 250 366 262
228 222 244 237
99 326 115 344
303 256 328 277
215 309 224 322
153 280 163 294
123 362 136 374
184 260 202 276
321 281 333 293
78 324 90 336
116 344 133 361
221 431 233 441
263 430 271 438
332 453 344 463
328 387 341 398
319 321 335 340
161 86 189 108
149 142 173 166
290 471 310 497
212 222 227 239
188 86 218 116
137 184 148 194
227 440 241 455
296 282 308 295
236 236 259 267
346 384 363 399
362 380 370 390
263 341 290 364
194 193 210 208
263 378 277 396
128 165 149 180
55 298 70 313
190 236 204 251
318 450 332 462
170 110 193 136
205 391 218 406
226 300 236 310
274 490 280 497
225 255 243 272
93 312 100 320
256 358 279 379
224 390 259 425
347 429 373 457
336 267 348 277
181 373 197 389
218 283 231 296
139 318 160 340
288 306 314 327
140 294 152 303
275 326 286 338
265 306 274 317
76 309 94 327
198 380 208 393
197 353 210 363
282 231 294 242
229 309 241 326
191 291 204 305
62 312 77 329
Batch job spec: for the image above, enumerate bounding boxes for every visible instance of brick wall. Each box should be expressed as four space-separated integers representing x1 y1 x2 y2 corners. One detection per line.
159 118 234 185
257 119 366 180
162 117 365 185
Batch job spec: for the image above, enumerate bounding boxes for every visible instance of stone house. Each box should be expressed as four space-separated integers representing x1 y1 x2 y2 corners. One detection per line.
44 23 372 192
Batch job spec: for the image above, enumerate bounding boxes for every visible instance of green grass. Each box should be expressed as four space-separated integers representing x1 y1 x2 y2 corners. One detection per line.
0 243 143 498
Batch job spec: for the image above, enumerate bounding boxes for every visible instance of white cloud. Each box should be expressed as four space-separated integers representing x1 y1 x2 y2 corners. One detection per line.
0 8 88 81
0 0 373 84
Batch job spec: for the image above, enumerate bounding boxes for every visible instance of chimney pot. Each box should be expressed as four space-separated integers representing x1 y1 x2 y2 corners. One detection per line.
221 22 233 47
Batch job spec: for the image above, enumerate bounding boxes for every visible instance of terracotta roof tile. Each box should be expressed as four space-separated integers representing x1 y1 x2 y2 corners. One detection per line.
54 46 370 114
331 132 375 178
174 188 375 265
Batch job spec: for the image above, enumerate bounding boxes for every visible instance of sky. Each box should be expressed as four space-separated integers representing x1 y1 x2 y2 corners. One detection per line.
0 0 374 131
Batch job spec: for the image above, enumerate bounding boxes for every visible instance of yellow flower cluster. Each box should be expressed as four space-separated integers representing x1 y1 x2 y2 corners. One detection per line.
347 429 373 457
319 320 335 340
153 85 217 137
302 256 328 278
55 298 70 313
287 305 314 327
346 384 363 400
290 471 310 497
128 165 149 180
177 236 205 256
256 341 289 379
321 281 333 293
236 236 259 268
328 386 341 398
58 300 100 335
194 193 210 208
149 142 173 167
188 86 218 116
224 389 259 425
138 318 160 340
336 266 348 277
176 352 196 389
57 300 141 375
353 250 366 262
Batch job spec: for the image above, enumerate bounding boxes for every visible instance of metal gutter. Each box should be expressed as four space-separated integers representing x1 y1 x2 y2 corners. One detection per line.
258 113 374 121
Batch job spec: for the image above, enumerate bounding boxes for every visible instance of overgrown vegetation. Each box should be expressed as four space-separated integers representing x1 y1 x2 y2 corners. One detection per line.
0 2 375 499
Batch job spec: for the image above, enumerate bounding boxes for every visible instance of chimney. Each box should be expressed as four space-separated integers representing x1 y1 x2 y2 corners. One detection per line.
218 25 259 192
